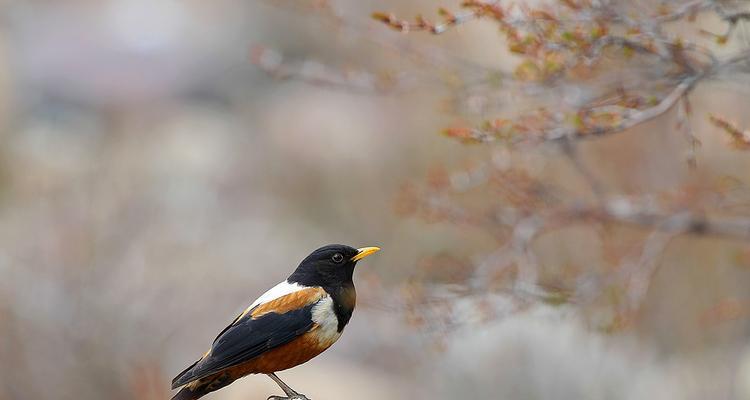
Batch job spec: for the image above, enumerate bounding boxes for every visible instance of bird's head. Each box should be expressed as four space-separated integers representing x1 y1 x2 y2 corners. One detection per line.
287 244 380 288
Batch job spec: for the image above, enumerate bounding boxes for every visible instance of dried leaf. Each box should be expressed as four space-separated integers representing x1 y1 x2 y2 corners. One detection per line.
709 114 750 150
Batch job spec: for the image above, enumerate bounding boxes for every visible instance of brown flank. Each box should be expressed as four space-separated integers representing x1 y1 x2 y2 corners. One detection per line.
250 287 326 318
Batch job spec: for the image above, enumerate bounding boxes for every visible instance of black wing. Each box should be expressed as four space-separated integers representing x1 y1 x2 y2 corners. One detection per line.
171 304 315 388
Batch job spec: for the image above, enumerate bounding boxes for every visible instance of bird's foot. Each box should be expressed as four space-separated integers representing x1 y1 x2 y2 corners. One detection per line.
267 394 310 400
265 373 308 400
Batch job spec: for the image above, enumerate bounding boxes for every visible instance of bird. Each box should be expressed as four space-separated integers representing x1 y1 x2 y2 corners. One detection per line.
170 244 381 400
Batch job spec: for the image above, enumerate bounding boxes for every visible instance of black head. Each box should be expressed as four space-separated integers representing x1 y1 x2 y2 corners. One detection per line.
287 244 380 288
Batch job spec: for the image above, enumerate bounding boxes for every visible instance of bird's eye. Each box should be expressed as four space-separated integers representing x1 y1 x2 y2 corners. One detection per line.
332 253 344 263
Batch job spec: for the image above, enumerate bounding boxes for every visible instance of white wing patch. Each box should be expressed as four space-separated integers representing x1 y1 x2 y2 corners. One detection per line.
311 296 343 348
238 280 306 320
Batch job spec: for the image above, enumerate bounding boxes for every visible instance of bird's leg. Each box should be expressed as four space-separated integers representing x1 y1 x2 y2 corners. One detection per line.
265 373 310 400
267 372 298 396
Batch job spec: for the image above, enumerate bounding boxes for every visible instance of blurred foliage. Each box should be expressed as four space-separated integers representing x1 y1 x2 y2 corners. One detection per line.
1 1 750 400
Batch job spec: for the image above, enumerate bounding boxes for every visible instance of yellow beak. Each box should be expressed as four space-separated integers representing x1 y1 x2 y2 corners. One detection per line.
351 246 381 261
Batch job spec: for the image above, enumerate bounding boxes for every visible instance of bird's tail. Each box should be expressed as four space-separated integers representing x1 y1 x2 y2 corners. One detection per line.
170 386 204 400
171 374 234 400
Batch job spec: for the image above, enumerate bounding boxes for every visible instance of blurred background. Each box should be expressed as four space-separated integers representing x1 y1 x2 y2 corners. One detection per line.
1 1 750 400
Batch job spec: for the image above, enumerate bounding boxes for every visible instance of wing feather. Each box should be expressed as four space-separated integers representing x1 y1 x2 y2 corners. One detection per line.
172 287 326 389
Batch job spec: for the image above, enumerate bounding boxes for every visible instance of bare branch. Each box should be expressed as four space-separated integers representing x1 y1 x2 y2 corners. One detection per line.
573 197 750 241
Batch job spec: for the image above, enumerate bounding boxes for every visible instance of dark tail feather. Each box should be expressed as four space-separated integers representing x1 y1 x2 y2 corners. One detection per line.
171 386 204 400
171 374 232 400
172 359 200 389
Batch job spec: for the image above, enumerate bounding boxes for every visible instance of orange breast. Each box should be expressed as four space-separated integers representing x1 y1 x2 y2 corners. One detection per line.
229 326 335 376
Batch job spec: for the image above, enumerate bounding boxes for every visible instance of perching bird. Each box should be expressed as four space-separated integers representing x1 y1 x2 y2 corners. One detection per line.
171 244 380 400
